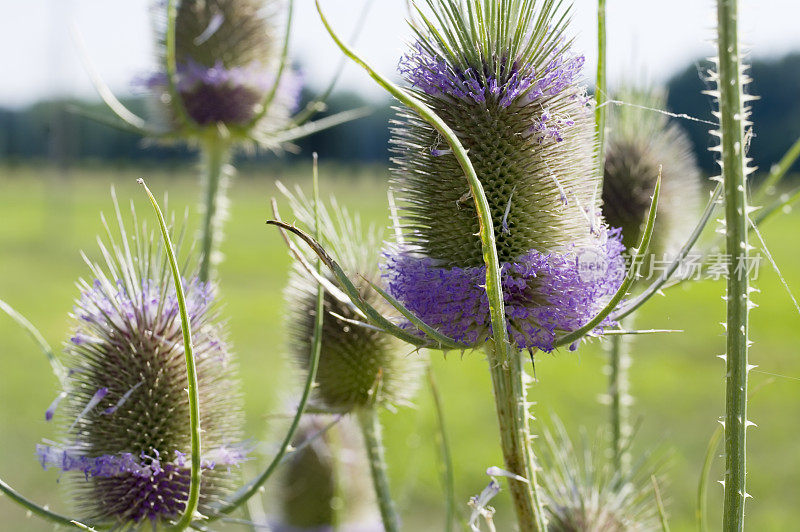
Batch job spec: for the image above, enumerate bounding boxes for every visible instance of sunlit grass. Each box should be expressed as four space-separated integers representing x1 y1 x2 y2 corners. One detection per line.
1 164 798 530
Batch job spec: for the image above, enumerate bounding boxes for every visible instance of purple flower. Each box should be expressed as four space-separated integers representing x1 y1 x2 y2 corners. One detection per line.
140 59 302 127
383 228 625 352
399 41 584 107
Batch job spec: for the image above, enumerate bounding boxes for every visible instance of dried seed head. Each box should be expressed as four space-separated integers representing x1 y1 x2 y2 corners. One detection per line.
536 419 663 532
37 200 246 527
384 1 625 352
603 88 702 255
282 185 424 411
277 417 378 530
146 0 301 134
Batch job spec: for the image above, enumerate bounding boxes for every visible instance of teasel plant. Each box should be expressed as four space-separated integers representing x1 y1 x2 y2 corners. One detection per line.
275 176 425 532
75 0 371 283
0 178 331 530
260 2 667 531
601 86 703 476
535 417 666 532
0 188 248 530
713 0 756 529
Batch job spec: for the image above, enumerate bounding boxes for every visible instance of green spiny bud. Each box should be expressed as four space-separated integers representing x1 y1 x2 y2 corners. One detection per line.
536 419 663 532
281 184 425 411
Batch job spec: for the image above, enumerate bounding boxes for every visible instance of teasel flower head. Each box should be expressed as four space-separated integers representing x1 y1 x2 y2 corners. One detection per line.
145 0 302 141
275 416 380 531
384 0 625 352
282 185 425 412
602 87 702 255
535 419 663 532
36 199 247 527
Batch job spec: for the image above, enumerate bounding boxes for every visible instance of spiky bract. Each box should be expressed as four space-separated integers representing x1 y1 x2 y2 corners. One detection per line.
148 0 301 134
385 0 622 350
282 185 424 412
276 417 379 531
602 88 702 254
535 419 663 532
37 201 245 527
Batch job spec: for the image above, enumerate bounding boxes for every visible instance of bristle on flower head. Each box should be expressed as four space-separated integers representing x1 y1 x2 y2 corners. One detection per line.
385 0 623 351
281 185 424 411
603 87 702 255
37 197 246 527
536 418 663 532
284 185 423 412
146 0 301 132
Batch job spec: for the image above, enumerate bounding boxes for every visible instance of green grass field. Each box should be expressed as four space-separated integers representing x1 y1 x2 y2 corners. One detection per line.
1 163 798 531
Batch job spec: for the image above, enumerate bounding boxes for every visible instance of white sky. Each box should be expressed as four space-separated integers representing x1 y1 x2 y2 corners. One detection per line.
1 0 799 107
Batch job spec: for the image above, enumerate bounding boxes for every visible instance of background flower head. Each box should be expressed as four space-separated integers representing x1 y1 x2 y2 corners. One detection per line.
146 0 302 138
281 184 425 412
602 87 702 256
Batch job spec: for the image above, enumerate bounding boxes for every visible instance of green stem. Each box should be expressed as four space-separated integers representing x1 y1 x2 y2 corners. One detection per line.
138 180 201 531
198 136 231 283
697 426 723 532
427 365 456 532
487 349 546 532
753 134 800 203
205 157 325 522
0 298 66 383
715 0 751 530
357 407 400 532
165 0 193 130
594 0 607 200
0 478 90 528
607 314 633 477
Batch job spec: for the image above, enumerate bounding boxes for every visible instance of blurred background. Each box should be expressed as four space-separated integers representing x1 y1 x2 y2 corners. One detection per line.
1 0 799 530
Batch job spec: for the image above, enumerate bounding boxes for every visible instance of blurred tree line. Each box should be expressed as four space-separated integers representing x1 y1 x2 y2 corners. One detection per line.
1 53 799 177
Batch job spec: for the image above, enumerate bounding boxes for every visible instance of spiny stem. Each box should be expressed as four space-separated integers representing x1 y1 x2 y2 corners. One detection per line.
357 407 400 532
487 350 546 532
594 0 607 203
715 0 752 529
138 179 201 531
198 135 231 283
607 314 633 477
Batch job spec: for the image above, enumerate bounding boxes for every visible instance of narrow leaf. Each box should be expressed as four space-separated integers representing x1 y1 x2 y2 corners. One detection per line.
137 179 201 530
